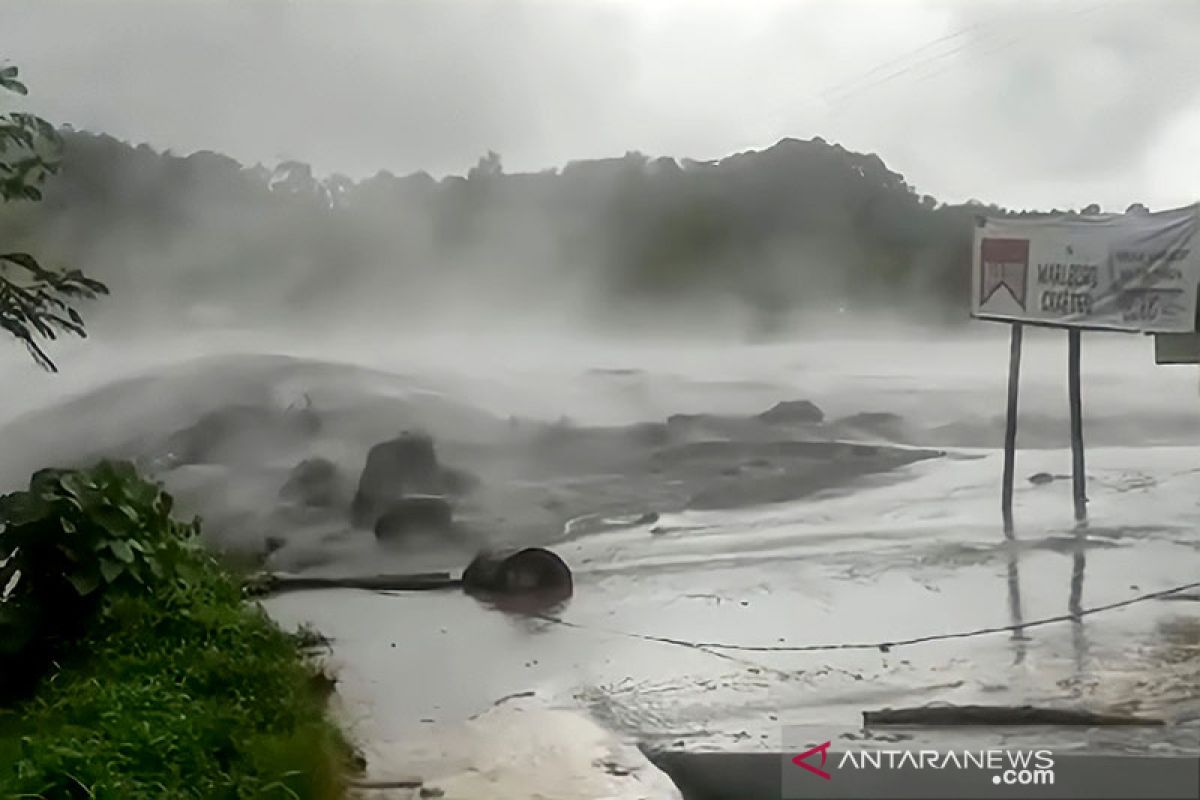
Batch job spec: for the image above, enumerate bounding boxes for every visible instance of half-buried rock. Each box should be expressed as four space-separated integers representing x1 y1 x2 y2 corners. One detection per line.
352 431 479 529
374 494 454 541
462 548 573 604
353 431 443 528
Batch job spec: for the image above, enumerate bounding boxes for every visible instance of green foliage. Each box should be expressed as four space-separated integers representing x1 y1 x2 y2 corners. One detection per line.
0 568 352 799
0 461 354 797
0 460 204 693
0 61 108 371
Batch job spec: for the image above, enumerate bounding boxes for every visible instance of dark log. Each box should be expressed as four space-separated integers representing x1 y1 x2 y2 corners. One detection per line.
863 705 1163 727
348 778 425 790
247 548 573 605
1158 593 1200 602
246 571 459 596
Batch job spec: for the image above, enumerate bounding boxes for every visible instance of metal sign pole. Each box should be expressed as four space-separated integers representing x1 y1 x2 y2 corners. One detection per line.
1002 322 1024 536
1067 329 1087 524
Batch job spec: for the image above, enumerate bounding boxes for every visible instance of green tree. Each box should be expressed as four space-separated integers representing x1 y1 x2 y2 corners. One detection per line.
0 62 107 371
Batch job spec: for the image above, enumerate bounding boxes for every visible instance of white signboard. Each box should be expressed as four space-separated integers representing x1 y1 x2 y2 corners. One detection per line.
971 204 1200 332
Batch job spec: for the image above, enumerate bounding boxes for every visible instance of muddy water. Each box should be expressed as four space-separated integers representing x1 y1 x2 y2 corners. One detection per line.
265 445 1200 760
3 325 1199 783
255 328 1197 767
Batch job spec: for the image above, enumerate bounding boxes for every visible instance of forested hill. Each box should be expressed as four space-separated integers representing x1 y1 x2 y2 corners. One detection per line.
1 130 1033 333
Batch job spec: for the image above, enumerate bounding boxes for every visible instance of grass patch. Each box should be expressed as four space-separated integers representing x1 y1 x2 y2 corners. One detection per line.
0 463 356 798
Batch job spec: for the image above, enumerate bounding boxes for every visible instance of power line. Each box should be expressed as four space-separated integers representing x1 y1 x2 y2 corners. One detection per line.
816 19 995 100
786 0 1120 119
535 578 1200 658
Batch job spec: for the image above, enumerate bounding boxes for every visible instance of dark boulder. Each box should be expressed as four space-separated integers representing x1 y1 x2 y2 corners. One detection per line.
352 431 443 528
462 547 573 600
280 457 344 508
757 400 824 425
351 432 480 529
374 494 454 540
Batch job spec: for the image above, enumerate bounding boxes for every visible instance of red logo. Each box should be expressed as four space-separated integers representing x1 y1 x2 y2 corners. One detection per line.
792 740 832 780
980 237 1030 311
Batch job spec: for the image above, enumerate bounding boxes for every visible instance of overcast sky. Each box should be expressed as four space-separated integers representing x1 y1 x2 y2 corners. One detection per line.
2 0 1198 211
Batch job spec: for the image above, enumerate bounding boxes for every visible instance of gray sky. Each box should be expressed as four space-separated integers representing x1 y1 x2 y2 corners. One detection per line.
3 0 1198 211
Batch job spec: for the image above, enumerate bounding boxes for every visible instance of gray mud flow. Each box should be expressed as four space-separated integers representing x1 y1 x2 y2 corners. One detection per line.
2 325 1197 768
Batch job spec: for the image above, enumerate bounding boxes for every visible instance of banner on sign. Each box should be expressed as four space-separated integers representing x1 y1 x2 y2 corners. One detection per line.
971 204 1200 333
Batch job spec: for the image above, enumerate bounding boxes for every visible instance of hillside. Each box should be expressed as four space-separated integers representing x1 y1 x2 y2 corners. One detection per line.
0 132 1018 333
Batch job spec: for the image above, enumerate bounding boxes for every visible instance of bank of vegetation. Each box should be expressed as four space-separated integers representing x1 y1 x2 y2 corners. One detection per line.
0 461 355 798
3 64 352 797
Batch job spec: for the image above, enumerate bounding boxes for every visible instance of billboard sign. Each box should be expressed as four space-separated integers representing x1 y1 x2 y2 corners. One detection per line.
972 204 1200 332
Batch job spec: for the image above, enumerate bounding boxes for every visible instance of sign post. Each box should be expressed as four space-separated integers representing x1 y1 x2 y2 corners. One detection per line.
972 203 1200 530
1067 329 1086 524
1001 323 1023 536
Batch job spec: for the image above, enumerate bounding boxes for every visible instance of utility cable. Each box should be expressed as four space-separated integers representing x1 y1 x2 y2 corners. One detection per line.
535 579 1200 656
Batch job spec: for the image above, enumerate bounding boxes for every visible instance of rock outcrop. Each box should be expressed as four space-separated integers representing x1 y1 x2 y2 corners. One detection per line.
351 431 445 528
374 495 455 540
757 399 824 425
279 457 344 508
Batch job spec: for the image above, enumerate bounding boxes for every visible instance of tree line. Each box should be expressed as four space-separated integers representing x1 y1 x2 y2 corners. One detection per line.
4 60 1144 354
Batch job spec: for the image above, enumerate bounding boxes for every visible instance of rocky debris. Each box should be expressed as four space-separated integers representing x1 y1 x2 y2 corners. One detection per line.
1028 472 1069 486
352 431 456 529
757 399 824 425
462 548 573 599
374 495 455 540
280 457 345 508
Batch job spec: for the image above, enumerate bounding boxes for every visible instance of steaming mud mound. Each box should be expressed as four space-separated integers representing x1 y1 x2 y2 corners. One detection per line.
0 352 942 571
0 353 502 486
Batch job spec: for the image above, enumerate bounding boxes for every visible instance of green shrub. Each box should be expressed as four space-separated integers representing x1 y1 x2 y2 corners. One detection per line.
1 572 352 799
0 461 355 797
1 460 205 699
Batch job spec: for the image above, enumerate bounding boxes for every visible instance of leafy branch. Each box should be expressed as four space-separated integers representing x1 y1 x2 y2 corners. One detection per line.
0 252 109 371
0 61 108 371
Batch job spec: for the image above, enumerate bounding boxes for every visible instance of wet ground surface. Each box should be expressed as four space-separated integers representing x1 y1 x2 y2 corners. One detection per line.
4 328 1199 788
266 444 1200 765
